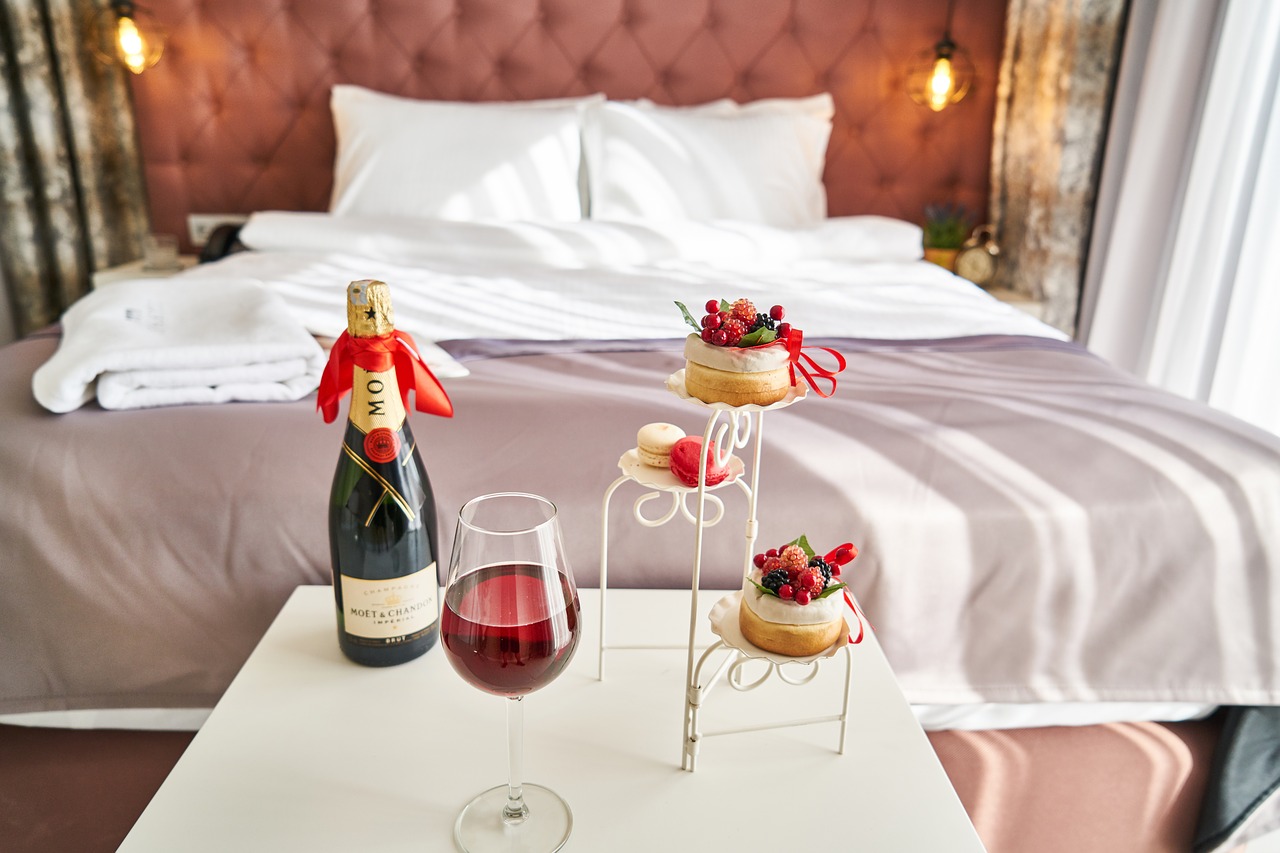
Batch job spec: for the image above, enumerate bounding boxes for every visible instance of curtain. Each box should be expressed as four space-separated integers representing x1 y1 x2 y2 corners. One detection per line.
0 0 148 338
1080 0 1280 438
988 0 1128 334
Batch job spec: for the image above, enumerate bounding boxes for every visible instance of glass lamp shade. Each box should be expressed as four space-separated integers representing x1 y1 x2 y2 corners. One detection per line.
907 39 974 112
89 2 166 75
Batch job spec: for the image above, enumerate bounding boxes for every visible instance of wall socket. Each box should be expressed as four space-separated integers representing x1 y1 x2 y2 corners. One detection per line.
187 213 250 246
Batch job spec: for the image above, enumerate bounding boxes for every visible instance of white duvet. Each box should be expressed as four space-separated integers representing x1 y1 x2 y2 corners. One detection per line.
180 213 1065 380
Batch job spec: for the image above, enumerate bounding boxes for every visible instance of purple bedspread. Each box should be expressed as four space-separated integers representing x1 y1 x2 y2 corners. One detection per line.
2 332 1279 718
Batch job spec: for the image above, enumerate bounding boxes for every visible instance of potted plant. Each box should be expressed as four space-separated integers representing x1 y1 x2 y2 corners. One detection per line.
922 203 973 271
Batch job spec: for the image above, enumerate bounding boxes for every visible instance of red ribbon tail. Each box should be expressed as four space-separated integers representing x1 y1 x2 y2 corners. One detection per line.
317 332 354 424
843 588 866 645
395 333 454 418
786 331 846 398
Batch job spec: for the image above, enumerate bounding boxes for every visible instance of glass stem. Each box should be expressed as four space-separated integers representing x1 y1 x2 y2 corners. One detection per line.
503 696 529 823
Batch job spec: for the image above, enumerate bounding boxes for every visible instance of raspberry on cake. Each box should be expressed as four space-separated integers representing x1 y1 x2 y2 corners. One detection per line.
676 298 794 407
739 535 858 657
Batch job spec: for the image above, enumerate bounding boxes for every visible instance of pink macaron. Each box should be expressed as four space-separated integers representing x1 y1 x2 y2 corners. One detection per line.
668 436 730 487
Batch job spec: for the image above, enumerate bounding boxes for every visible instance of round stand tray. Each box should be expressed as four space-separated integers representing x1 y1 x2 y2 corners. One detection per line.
665 369 806 411
616 448 744 493
708 591 848 665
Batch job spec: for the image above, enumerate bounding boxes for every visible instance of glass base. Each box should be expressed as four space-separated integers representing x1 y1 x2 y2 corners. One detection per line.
454 783 572 853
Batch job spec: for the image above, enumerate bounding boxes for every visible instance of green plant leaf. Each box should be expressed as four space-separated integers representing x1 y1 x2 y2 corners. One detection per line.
719 299 732 312
816 582 847 600
786 534 816 558
922 203 974 249
674 301 701 333
746 576 779 598
737 327 778 347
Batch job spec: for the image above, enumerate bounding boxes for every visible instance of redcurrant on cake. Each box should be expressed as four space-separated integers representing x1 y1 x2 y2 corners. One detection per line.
739 537 858 657
677 298 794 407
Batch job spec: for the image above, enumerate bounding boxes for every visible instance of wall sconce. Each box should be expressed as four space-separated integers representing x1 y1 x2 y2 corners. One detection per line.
90 0 166 75
906 0 974 112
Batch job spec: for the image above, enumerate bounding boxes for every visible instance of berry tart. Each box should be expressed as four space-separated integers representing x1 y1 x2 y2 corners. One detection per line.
739 536 858 657
676 298 794 407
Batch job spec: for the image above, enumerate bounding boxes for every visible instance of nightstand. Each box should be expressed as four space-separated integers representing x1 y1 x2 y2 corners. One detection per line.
92 256 198 288
987 286 1047 321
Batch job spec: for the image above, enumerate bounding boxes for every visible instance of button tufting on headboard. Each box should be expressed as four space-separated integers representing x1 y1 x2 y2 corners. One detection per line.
130 0 1008 250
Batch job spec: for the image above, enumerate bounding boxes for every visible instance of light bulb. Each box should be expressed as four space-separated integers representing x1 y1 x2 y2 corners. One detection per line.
927 56 955 111
906 38 973 113
90 2 165 74
117 16 147 74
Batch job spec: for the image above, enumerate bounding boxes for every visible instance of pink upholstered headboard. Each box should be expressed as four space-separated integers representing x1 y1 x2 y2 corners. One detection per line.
130 0 1007 251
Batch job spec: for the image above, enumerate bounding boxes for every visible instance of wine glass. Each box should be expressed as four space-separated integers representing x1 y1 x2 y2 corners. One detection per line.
442 493 582 853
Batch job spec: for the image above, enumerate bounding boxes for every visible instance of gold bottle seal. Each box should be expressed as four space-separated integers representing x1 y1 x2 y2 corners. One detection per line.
347 279 394 338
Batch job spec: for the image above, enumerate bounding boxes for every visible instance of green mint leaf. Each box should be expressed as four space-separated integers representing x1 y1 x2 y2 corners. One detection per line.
786 534 816 559
719 299 732 312
737 327 778 347
746 576 779 598
675 301 701 333
816 582 847 600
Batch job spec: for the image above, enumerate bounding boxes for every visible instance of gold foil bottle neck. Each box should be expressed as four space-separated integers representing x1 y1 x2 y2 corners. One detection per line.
346 279 395 338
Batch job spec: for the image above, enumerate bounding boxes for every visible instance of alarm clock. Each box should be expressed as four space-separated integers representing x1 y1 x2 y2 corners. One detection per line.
955 225 1000 287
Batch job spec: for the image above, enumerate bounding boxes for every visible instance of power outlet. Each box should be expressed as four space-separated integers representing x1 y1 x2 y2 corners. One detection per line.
187 213 250 246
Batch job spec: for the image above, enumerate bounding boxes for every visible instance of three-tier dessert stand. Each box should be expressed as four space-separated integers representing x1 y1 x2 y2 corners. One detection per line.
598 369 856 771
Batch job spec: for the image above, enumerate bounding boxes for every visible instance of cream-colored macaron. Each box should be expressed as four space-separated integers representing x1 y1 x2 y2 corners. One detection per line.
636 422 686 468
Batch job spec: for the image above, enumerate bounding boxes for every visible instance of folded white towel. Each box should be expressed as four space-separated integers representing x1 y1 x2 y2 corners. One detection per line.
33 277 327 413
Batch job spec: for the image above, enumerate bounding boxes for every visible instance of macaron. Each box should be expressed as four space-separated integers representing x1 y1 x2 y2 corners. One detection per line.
668 436 730 487
636 422 686 468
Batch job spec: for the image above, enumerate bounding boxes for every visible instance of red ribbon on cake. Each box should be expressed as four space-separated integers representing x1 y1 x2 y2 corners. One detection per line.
786 330 846 398
842 589 866 645
821 541 866 645
317 330 453 423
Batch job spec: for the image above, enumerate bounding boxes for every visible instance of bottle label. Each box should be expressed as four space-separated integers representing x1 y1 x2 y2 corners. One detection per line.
349 366 406 435
363 427 400 463
340 565 438 642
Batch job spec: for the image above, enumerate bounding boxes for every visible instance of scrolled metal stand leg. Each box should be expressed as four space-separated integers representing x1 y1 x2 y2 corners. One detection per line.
598 475 628 681
838 644 853 754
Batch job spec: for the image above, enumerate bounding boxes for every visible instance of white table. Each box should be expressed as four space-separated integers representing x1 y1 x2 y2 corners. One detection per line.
121 587 986 852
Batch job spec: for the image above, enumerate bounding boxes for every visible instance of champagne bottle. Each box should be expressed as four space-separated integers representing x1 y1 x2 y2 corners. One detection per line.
325 279 448 666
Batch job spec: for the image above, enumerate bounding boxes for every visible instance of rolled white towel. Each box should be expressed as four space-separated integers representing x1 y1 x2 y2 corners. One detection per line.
33 277 327 412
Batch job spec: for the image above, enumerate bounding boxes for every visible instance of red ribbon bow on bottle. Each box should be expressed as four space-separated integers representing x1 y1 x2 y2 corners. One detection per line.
317 330 453 424
786 330 847 398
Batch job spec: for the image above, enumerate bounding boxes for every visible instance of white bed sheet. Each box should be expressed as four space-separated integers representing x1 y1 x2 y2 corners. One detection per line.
180 213 1067 369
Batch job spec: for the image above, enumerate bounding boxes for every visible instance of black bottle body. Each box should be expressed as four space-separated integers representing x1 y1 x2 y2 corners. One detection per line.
329 366 439 666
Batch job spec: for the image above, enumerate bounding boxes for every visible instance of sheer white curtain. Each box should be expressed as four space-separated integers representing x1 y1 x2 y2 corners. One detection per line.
1080 0 1280 437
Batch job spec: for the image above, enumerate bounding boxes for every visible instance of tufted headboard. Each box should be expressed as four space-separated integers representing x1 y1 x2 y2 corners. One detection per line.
130 0 1007 250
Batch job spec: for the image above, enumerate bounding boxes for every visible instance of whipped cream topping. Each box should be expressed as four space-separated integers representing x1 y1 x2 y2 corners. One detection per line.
741 571 843 625
685 334 790 373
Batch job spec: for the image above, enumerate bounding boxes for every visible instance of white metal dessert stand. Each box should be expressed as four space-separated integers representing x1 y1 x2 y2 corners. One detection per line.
598 371 855 771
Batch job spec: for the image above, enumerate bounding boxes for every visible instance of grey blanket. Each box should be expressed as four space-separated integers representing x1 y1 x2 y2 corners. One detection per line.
3 332 1279 846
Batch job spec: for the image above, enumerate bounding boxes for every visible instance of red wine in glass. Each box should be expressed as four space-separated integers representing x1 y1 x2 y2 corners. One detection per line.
442 492 581 852
442 563 580 697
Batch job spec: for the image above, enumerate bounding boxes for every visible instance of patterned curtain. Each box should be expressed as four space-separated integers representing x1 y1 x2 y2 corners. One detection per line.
989 0 1129 334
0 0 148 337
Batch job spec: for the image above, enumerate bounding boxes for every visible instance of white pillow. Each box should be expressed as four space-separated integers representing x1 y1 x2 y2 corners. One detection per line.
330 86 597 221
584 99 832 226
631 93 835 121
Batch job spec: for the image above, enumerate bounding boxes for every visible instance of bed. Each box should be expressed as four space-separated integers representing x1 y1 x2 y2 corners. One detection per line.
3 2 1279 851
